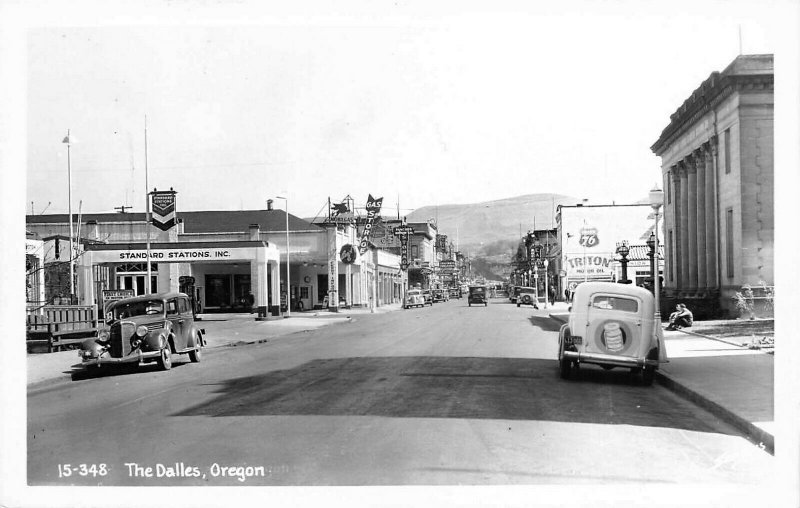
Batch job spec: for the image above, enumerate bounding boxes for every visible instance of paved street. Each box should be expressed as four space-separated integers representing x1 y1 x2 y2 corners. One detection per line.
28 298 774 486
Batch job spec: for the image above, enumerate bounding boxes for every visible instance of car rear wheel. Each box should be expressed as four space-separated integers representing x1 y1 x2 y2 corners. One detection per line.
559 357 572 379
642 366 655 386
157 347 172 371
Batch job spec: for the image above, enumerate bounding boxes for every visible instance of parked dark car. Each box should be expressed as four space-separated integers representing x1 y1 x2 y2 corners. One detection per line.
516 287 538 308
432 288 449 303
467 286 488 307
422 289 434 305
448 287 462 299
79 292 205 372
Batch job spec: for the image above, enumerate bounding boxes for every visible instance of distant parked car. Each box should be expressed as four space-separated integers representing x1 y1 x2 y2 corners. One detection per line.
516 287 538 308
432 288 448 303
557 282 667 385
422 289 434 305
404 289 426 309
467 286 488 307
79 292 205 372
448 287 462 299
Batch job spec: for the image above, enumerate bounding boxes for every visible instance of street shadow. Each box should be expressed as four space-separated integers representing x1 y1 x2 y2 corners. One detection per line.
68 358 189 381
174 356 734 435
527 316 564 332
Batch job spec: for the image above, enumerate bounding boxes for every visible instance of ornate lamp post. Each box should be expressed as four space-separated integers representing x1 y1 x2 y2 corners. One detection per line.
646 232 656 293
615 240 631 284
649 186 664 321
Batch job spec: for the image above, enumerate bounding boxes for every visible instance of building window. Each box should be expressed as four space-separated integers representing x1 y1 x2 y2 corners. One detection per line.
724 128 731 174
666 172 671 204
668 230 674 282
726 208 734 279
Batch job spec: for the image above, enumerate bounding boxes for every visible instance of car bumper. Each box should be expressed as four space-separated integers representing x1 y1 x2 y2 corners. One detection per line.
561 351 659 368
82 350 161 366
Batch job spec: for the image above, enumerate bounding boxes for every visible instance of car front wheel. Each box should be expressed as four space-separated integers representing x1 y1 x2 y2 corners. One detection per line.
189 339 202 363
157 347 172 371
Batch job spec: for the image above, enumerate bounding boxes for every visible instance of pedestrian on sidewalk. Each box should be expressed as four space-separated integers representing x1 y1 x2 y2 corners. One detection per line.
549 285 556 306
666 303 693 330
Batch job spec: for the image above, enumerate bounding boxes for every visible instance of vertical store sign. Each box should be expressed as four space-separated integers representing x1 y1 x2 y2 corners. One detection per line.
358 194 383 255
393 225 414 271
151 189 177 231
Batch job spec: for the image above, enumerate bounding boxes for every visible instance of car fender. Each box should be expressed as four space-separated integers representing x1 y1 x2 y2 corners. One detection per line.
144 330 168 351
186 323 205 347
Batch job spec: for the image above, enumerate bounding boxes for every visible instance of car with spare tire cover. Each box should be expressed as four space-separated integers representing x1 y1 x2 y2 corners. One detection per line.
557 282 667 385
79 292 205 372
516 287 538 308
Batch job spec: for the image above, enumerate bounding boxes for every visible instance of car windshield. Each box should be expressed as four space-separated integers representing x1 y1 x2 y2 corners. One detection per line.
470 287 485 293
113 300 165 319
591 295 638 313
408 290 422 296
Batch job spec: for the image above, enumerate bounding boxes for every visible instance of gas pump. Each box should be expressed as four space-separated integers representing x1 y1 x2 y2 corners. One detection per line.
179 276 198 318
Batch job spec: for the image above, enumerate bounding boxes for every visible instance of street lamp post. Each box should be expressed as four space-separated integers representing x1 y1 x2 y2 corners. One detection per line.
646 232 656 293
615 240 631 284
276 195 290 317
62 131 75 302
543 258 549 309
649 187 664 321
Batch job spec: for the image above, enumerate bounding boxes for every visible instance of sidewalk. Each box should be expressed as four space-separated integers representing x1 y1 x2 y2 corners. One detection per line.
549 309 774 454
27 304 403 388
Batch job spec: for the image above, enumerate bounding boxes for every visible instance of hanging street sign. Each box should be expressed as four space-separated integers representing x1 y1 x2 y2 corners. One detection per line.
340 244 357 264
393 226 415 235
151 189 177 231
358 194 383 255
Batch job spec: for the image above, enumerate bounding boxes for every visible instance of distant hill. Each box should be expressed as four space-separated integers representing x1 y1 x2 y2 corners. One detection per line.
406 194 579 249
405 193 582 280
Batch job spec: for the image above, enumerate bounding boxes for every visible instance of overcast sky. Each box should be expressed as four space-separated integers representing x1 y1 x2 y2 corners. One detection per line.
17 1 788 219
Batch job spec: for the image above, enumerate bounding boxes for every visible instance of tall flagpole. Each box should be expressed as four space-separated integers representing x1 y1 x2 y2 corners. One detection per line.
145 116 152 294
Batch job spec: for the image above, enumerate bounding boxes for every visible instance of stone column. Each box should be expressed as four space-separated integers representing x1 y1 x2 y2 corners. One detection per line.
678 164 690 291
705 139 718 290
671 168 683 290
695 147 707 293
686 155 698 293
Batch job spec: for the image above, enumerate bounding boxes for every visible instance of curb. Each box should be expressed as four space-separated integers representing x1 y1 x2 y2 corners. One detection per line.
547 313 773 454
655 370 774 455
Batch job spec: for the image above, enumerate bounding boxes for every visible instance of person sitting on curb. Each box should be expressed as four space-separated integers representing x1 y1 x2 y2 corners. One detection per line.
666 303 693 330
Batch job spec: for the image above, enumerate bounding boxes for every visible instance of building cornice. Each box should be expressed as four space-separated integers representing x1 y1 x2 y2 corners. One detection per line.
651 55 773 156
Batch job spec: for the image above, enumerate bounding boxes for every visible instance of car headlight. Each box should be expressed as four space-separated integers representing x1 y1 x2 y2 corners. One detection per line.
136 325 148 337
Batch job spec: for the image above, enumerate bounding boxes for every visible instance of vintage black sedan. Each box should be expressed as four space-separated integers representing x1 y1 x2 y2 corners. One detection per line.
79 292 205 371
467 285 488 306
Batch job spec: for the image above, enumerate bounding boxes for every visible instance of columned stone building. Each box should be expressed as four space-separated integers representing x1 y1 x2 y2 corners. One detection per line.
651 54 773 318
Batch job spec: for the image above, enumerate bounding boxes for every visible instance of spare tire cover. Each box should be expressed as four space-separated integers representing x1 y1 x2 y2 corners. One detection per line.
592 319 637 355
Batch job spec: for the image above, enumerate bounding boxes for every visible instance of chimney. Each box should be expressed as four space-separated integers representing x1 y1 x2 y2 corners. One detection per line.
249 224 260 240
267 199 274 211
